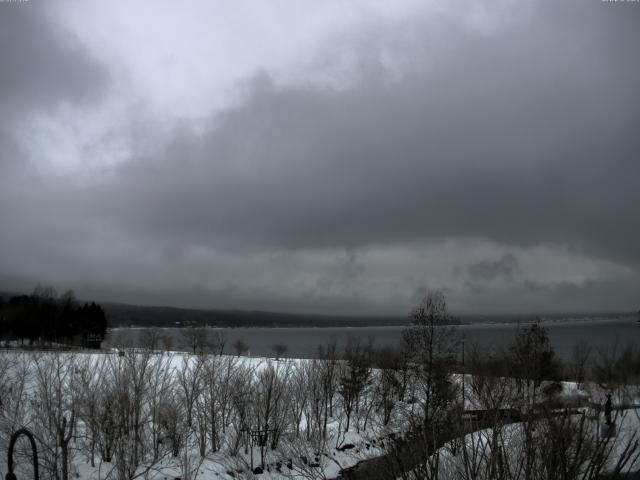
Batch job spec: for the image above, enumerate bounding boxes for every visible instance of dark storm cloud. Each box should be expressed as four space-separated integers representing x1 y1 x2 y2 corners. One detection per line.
1 0 639 313
96 1 640 268
469 254 519 281
0 2 106 169
0 2 105 113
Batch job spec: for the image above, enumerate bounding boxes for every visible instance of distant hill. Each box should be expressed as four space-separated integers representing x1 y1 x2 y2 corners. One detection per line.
92 304 637 328
91 302 638 328
1 290 633 328
101 302 411 328
0 290 406 327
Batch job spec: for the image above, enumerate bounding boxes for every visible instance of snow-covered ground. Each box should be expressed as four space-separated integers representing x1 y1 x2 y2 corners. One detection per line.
1 349 639 480
0 350 393 480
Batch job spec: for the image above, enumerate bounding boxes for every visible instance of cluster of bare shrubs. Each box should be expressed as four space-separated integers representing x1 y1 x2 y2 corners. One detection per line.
0 330 416 480
0 350 264 480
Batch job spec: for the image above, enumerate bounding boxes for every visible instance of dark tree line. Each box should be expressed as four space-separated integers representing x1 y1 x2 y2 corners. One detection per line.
0 286 107 348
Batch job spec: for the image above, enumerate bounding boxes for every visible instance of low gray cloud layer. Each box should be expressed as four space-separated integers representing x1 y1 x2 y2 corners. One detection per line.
0 0 638 314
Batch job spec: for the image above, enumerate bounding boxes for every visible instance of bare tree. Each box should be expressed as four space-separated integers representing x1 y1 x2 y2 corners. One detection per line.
210 331 226 355
317 340 339 437
141 327 163 352
229 362 255 455
508 322 558 410
177 355 204 429
0 352 31 449
76 355 110 467
233 338 249 356
402 291 459 425
371 346 408 427
290 363 310 437
31 353 80 480
251 360 292 466
201 353 238 452
106 350 169 480
378 291 461 479
338 339 372 434
507 322 560 480
162 334 173 352
146 353 176 460
181 325 212 355
303 359 328 441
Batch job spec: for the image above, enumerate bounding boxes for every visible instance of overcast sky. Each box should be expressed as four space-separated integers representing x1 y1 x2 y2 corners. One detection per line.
0 0 639 315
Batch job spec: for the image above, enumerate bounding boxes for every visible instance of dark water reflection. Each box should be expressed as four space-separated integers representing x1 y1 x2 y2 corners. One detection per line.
107 318 639 359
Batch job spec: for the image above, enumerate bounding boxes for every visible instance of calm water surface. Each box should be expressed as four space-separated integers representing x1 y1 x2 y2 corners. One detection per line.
108 318 639 359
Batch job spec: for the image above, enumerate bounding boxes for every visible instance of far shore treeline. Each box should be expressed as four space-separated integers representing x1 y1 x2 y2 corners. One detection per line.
102 303 416 328
64 300 597 329
0 286 107 348
64 303 635 329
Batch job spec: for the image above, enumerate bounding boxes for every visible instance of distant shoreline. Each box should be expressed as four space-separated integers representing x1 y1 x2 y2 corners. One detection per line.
108 315 638 330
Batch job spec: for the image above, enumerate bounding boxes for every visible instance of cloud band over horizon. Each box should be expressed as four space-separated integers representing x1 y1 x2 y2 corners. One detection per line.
1 0 639 315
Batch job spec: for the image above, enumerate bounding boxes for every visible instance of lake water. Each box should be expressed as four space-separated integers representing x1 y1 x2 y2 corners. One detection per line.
107 318 639 359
